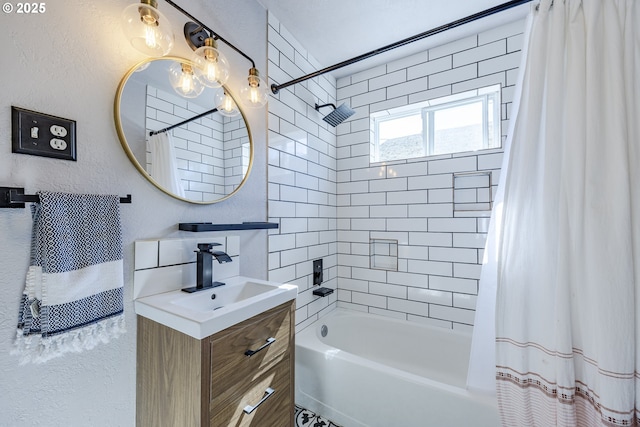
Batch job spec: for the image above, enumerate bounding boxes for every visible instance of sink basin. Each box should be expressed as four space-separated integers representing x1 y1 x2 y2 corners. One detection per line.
170 281 276 312
134 276 297 339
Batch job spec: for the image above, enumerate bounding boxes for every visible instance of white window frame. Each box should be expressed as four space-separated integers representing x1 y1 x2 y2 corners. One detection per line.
370 85 501 163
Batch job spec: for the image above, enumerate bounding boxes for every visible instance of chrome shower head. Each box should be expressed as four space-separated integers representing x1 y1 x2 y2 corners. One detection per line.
315 103 356 127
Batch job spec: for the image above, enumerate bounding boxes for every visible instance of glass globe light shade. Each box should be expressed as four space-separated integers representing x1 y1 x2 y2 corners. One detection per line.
122 0 174 57
240 67 269 108
168 62 205 98
192 39 230 88
214 90 240 117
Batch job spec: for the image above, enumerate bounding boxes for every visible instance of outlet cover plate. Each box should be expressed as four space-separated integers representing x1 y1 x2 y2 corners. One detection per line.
12 106 76 161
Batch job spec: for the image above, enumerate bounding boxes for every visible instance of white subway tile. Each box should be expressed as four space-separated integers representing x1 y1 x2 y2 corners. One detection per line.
351 166 386 181
408 259 452 276
337 206 369 218
387 218 429 232
351 192 386 206
408 85 452 104
337 80 369 100
369 307 408 321
428 189 454 203
454 293 478 310
387 271 429 288
407 56 452 80
351 65 387 83
269 234 296 252
351 218 387 231
408 204 453 218
370 205 408 218
352 88 387 108
408 288 452 306
369 178 408 193
479 51 521 76
409 232 453 247
353 292 387 308
428 35 477 60
134 240 158 270
429 247 477 264
453 263 482 280
370 231 409 245
369 69 407 91
428 217 477 232
428 157 477 174
340 278 369 293
453 40 506 67
386 162 427 178
429 305 475 325
398 245 429 260
388 298 429 317
387 78 429 99
387 190 428 205
452 233 487 249
369 281 407 299
387 51 429 72
429 64 477 88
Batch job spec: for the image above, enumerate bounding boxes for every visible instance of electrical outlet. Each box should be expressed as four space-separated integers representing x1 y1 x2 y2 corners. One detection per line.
50 138 67 150
12 106 76 161
313 258 323 286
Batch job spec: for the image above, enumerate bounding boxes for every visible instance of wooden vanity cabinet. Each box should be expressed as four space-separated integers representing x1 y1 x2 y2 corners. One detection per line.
136 300 295 427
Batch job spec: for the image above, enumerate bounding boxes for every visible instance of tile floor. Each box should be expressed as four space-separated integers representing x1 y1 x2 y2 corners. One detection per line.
295 405 342 427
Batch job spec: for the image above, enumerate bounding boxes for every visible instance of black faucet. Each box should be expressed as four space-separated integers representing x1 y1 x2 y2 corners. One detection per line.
181 243 232 293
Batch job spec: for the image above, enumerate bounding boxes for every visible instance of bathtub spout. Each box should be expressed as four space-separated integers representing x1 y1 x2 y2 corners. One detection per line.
313 287 334 297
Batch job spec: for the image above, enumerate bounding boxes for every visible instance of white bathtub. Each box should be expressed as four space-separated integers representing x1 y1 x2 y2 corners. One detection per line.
295 308 500 427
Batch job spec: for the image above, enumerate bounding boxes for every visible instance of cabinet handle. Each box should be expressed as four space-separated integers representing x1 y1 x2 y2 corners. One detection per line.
244 337 276 357
243 387 275 414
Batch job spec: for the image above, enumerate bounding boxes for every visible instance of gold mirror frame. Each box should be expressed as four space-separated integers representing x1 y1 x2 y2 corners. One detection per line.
114 56 254 204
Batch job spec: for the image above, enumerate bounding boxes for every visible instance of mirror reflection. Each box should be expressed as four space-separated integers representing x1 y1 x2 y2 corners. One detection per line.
115 57 253 203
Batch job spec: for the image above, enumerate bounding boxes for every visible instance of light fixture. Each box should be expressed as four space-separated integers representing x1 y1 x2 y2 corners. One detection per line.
191 37 230 88
122 0 174 57
214 90 240 117
240 67 269 108
168 62 204 98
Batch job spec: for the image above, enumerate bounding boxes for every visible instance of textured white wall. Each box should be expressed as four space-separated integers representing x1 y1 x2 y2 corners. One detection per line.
0 1 267 425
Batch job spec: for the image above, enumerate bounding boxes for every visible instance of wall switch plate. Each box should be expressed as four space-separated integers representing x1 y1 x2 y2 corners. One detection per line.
12 106 76 161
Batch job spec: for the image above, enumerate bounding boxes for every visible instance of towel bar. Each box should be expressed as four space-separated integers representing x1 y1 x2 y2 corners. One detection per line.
0 186 132 208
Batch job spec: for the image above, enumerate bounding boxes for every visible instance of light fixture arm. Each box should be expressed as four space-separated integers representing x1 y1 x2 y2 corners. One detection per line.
162 0 256 69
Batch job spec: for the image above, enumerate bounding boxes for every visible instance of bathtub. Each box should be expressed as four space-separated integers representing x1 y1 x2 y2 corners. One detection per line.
295 308 500 427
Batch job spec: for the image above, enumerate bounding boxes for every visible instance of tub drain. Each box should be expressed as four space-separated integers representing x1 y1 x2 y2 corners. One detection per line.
320 325 328 337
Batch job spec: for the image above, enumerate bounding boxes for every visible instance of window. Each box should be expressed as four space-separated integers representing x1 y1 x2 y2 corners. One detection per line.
370 85 501 163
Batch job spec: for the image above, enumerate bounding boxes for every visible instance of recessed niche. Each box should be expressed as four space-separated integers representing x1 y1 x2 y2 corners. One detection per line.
370 239 398 271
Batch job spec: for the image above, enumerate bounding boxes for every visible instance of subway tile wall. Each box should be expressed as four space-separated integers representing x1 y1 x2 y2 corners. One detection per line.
267 13 525 331
334 20 525 331
267 11 339 332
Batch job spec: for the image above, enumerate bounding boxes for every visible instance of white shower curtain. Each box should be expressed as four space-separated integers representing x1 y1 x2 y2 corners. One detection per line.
479 0 640 425
148 132 185 198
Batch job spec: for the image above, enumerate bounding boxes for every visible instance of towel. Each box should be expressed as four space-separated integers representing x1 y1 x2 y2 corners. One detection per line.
13 192 126 364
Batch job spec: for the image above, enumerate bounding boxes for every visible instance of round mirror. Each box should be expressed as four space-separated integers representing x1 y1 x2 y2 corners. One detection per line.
114 57 253 204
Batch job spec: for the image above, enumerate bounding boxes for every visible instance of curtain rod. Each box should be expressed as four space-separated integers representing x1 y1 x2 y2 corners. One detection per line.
149 107 219 136
270 0 533 94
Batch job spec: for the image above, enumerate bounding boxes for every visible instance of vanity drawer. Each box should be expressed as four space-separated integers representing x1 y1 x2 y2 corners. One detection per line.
209 301 292 399
209 357 292 427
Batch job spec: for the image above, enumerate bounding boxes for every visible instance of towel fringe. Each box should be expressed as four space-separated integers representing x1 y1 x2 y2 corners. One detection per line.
12 314 126 365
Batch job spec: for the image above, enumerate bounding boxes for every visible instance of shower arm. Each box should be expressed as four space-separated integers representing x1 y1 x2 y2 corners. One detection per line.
270 0 532 95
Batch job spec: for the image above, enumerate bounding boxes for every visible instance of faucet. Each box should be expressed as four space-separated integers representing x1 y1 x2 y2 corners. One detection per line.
181 243 232 293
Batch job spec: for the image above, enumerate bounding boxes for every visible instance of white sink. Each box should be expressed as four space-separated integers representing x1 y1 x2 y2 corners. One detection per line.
134 276 297 339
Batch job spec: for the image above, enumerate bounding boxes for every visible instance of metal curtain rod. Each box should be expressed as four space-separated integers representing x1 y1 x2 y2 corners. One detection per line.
150 107 219 136
270 0 532 94
162 0 256 68
0 187 132 209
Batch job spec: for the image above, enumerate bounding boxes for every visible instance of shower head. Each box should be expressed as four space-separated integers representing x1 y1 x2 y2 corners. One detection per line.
315 103 356 127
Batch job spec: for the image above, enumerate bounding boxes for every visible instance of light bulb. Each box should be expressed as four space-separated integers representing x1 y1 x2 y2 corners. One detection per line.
122 0 174 57
168 62 204 98
240 67 269 108
214 90 240 117
192 38 230 88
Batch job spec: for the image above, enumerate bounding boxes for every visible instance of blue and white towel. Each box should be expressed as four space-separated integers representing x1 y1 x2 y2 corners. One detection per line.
13 192 126 364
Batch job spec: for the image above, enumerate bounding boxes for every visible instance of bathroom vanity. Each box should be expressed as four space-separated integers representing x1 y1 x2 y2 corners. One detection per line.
136 299 295 426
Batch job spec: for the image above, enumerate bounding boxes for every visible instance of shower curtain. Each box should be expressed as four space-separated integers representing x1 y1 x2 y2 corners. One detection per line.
470 0 640 425
147 132 185 198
